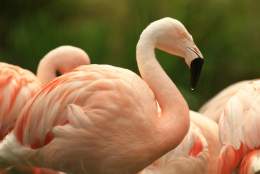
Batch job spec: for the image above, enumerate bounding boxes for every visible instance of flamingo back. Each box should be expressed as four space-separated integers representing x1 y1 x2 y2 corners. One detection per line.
199 80 250 122
0 64 163 174
219 81 260 149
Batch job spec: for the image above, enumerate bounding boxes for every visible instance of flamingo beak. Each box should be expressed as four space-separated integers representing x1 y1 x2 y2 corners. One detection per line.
190 57 204 90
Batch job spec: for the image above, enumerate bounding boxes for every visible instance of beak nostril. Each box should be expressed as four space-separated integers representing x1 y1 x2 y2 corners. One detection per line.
187 47 202 58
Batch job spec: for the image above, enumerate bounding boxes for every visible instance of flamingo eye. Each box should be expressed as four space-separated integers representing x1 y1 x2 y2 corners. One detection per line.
56 70 62 77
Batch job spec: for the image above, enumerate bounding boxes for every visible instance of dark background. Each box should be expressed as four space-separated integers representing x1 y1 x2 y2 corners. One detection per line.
1 0 259 110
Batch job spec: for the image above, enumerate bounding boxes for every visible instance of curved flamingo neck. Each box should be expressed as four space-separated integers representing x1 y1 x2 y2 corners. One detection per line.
136 27 189 152
37 57 58 85
36 46 90 85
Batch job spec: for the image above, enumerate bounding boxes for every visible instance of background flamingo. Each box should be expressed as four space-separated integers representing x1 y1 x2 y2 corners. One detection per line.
0 62 41 142
0 62 41 174
0 45 89 174
199 79 259 122
0 17 203 174
0 45 90 139
217 81 260 174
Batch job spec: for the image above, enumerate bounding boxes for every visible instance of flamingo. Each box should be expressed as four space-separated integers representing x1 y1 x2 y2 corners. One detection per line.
217 81 260 174
0 45 89 174
199 79 258 122
0 62 41 141
0 45 90 139
0 17 204 174
138 111 221 174
0 62 43 174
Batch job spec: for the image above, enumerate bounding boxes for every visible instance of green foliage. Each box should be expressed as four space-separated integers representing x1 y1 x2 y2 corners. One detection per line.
0 0 259 110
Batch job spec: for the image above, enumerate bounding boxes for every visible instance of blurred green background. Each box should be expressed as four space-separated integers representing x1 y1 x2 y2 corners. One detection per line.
0 0 259 110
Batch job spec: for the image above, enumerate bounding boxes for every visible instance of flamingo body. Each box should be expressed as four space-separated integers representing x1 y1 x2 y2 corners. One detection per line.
1 65 160 174
0 63 41 140
199 79 258 122
218 81 260 174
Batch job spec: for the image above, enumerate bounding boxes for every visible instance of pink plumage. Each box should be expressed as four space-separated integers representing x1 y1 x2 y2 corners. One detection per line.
218 81 260 174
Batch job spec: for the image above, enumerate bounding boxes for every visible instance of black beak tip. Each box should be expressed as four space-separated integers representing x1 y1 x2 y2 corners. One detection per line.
190 57 204 90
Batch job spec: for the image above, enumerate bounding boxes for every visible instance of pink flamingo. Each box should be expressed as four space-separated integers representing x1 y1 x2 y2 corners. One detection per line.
0 45 90 137
0 17 204 174
0 45 89 174
0 45 90 138
138 111 220 174
0 63 40 174
0 62 41 141
217 81 260 174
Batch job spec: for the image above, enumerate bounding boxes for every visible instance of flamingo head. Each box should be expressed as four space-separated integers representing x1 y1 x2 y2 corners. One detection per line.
142 17 204 89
